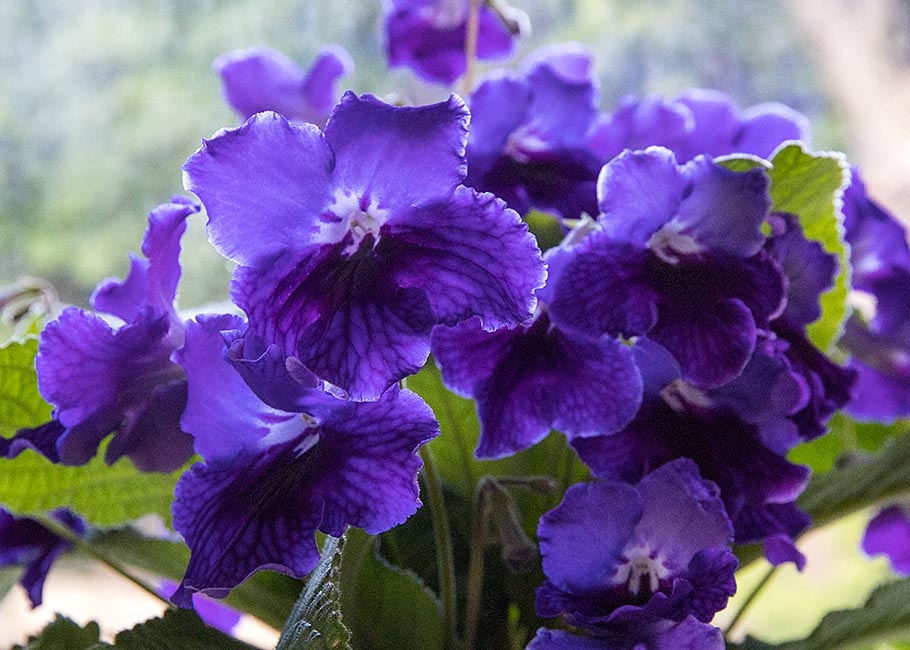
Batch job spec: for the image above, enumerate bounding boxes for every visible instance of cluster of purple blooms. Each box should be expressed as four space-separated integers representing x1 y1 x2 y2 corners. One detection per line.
5 1 910 647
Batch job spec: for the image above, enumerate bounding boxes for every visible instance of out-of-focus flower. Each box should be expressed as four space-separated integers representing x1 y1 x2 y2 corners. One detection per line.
215 46 353 126
862 505 910 575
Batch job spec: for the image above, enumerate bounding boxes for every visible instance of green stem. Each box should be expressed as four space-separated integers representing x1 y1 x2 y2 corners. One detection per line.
420 445 459 650
723 564 778 638
462 0 482 95
464 479 491 650
39 515 171 607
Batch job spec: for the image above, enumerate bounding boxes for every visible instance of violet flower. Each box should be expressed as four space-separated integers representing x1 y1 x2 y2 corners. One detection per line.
862 505 910 575
589 88 810 163
465 43 604 219
170 314 439 604
0 508 85 608
841 168 910 422
526 618 724 650
543 147 785 389
384 0 516 85
11 198 198 472
183 92 544 401
532 459 734 645
158 578 243 635
215 46 353 126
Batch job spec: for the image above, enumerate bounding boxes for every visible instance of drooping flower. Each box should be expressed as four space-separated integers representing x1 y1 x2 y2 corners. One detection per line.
0 508 85 608
215 46 353 126
383 0 519 85
543 147 785 389
862 505 910 575
840 168 910 422
15 198 198 471
533 459 734 644
183 92 545 401
465 43 604 219
170 314 439 604
573 341 812 568
589 88 810 163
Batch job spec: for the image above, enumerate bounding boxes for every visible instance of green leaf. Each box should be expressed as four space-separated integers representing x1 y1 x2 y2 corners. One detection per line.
767 143 850 350
277 534 352 650
731 579 910 649
340 528 443 650
105 608 256 649
523 209 565 252
788 414 910 473
11 615 105 650
0 338 50 438
0 337 185 527
716 153 773 172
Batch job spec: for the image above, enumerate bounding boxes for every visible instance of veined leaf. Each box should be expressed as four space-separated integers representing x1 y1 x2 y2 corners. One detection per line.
277 534 352 650
104 608 256 649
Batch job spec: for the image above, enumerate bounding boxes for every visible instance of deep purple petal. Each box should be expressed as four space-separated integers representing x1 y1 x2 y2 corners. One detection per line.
587 95 693 161
863 505 910 574
543 234 658 339
159 579 243 635
0 420 63 462
390 186 544 329
467 75 531 156
671 90 741 162
597 148 686 245
673 547 738 622
527 629 610 650
174 313 306 462
36 307 186 467
172 389 437 604
324 92 468 210
670 156 770 258
183 111 335 266
432 313 641 459
537 481 643 595
235 242 437 401
91 198 198 321
527 619 724 650
847 357 910 422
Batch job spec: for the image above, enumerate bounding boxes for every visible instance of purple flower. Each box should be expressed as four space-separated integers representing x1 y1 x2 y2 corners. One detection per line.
215 46 353 126
0 508 85 607
840 169 910 422
183 92 545 401
170 314 439 604
23 198 198 471
465 43 604 219
526 617 724 650
572 343 812 568
430 303 641 460
384 0 516 84
589 89 810 163
862 505 910 574
543 147 785 389
535 459 736 631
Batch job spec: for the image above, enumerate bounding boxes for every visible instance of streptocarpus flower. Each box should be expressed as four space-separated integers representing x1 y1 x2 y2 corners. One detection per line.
183 92 545 401
170 314 439 604
430 306 641 460
535 459 736 633
0 508 85 608
862 505 910 575
158 579 243 635
383 0 517 84
841 169 910 422
573 342 812 568
215 46 353 126
589 88 810 163
465 43 604 219
19 198 198 471
543 147 785 389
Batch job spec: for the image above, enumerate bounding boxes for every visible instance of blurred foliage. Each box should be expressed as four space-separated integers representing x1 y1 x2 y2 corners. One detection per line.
0 0 836 309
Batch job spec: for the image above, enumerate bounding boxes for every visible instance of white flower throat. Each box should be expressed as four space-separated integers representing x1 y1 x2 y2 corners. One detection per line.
612 543 670 597
316 190 390 256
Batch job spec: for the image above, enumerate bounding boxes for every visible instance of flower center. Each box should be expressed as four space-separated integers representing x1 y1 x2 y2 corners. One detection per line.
504 125 549 164
647 225 704 265
316 190 389 256
612 544 670 597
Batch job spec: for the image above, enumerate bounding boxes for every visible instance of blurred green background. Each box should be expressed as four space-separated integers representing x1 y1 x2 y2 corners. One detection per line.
3 0 910 645
0 0 842 310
